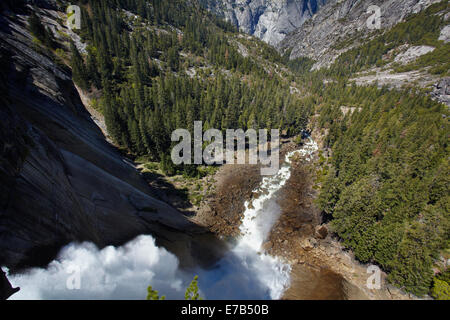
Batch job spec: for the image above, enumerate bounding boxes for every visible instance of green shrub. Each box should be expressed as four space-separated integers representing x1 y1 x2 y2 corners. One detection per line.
147 276 202 300
431 279 450 300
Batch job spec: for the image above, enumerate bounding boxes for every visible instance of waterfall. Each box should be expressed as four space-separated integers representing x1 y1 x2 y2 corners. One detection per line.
196 137 318 299
6 138 318 300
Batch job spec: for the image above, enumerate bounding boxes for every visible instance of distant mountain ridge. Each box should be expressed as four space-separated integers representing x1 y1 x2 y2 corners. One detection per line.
202 0 327 45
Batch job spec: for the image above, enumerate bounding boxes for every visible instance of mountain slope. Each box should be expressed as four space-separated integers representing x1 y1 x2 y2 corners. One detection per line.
279 0 449 105
64 0 311 167
279 0 443 67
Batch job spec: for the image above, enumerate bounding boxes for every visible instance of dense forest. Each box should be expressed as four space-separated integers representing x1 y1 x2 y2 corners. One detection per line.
26 0 449 298
315 83 449 296
64 0 310 176
312 1 450 297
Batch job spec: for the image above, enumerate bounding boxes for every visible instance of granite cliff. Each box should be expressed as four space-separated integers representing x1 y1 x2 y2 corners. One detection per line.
0 2 210 274
279 0 444 68
203 0 327 45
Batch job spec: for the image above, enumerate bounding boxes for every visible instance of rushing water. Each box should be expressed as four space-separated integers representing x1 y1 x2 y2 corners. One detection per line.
6 139 318 300
199 138 319 299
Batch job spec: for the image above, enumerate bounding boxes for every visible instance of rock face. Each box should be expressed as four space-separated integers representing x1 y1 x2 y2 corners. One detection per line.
0 5 203 270
431 77 450 106
393 45 435 65
278 0 443 69
203 0 327 45
438 24 450 43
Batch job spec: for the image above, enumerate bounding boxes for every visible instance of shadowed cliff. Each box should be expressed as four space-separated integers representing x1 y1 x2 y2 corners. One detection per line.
0 4 225 280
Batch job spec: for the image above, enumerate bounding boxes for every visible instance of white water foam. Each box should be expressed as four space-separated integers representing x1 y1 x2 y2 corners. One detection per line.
5 138 318 300
6 235 187 299
231 137 319 299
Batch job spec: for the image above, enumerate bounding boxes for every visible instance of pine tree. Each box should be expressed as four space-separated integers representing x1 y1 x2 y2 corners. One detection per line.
185 276 202 300
70 41 88 90
146 286 165 300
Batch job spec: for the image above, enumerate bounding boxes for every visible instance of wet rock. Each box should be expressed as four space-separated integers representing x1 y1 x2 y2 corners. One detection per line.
284 226 294 234
300 224 315 236
262 241 273 251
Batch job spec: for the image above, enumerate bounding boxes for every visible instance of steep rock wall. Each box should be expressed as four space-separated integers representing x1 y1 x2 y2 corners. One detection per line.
204 0 327 45
0 5 208 271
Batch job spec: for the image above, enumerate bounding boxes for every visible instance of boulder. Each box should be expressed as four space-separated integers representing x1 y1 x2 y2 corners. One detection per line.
315 224 328 239
262 241 273 251
300 238 314 251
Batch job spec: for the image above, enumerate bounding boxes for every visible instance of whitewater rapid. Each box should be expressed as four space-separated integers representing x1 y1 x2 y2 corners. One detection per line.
6 138 318 300
231 137 319 298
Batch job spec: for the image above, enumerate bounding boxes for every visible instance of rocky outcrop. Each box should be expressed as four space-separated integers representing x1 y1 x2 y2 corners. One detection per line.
393 45 435 64
278 0 443 69
438 24 450 42
350 67 449 106
0 5 206 271
203 0 327 45
431 77 450 106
